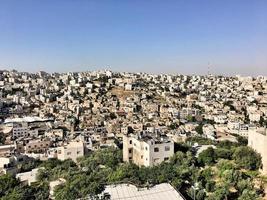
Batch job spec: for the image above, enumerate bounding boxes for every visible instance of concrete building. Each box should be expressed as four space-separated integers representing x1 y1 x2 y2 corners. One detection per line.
248 128 267 174
48 141 85 162
203 124 216 140
16 168 42 185
12 125 29 138
0 144 15 157
4 117 53 139
179 108 200 119
0 155 28 175
24 139 51 153
123 133 174 167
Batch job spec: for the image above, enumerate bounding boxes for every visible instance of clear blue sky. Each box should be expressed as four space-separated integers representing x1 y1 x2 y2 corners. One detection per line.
0 0 267 75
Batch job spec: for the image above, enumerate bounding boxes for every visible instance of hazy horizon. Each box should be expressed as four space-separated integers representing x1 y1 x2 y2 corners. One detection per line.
1 0 267 76
2 66 267 78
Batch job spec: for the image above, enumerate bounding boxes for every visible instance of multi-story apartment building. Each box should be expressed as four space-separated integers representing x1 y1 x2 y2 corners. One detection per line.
0 155 28 175
24 139 51 153
48 141 85 162
249 111 261 122
123 133 174 167
0 144 16 157
227 121 256 137
248 128 267 174
12 125 29 138
179 108 200 119
4 117 52 139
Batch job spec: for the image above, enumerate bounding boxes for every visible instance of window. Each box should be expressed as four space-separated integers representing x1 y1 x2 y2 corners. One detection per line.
164 157 169 161
129 157 132 160
154 147 159 152
58 150 62 154
145 147 148 151
77 151 80 154
165 146 170 151
129 149 132 153
141 155 143 159
129 140 132 144
67 152 71 155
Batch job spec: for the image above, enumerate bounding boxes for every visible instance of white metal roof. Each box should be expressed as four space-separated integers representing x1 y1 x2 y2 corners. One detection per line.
103 183 184 200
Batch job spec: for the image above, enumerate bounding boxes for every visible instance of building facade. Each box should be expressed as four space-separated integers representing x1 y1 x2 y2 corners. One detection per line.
248 128 267 174
48 141 85 162
123 133 174 167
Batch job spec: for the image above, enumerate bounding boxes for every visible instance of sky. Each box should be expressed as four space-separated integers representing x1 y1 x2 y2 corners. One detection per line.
0 0 267 76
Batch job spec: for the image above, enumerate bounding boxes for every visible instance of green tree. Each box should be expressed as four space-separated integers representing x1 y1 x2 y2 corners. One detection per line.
215 148 232 160
195 124 203 135
108 163 139 183
216 159 235 177
198 167 215 192
31 182 50 200
198 147 216 166
233 146 262 170
187 187 206 200
0 174 20 197
186 136 215 145
1 185 33 200
207 183 230 200
236 179 253 194
238 189 258 200
205 180 215 192
237 136 248 146
221 169 241 186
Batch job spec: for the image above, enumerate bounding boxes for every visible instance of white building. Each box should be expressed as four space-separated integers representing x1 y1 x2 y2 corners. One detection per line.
0 155 29 175
123 133 174 167
214 115 227 124
248 128 267 174
125 83 132 91
249 111 261 122
227 121 256 137
16 168 42 185
179 108 200 119
203 124 216 140
48 141 85 162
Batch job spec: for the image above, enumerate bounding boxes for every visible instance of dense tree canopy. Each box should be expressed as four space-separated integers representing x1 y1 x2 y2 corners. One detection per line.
198 147 216 166
0 174 49 200
233 146 262 170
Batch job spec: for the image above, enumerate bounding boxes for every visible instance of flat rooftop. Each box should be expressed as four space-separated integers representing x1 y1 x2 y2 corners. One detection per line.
130 132 172 143
103 183 185 200
4 117 52 124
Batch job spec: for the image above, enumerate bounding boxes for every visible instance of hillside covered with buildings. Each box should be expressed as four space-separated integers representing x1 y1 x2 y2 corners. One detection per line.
0 69 267 199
